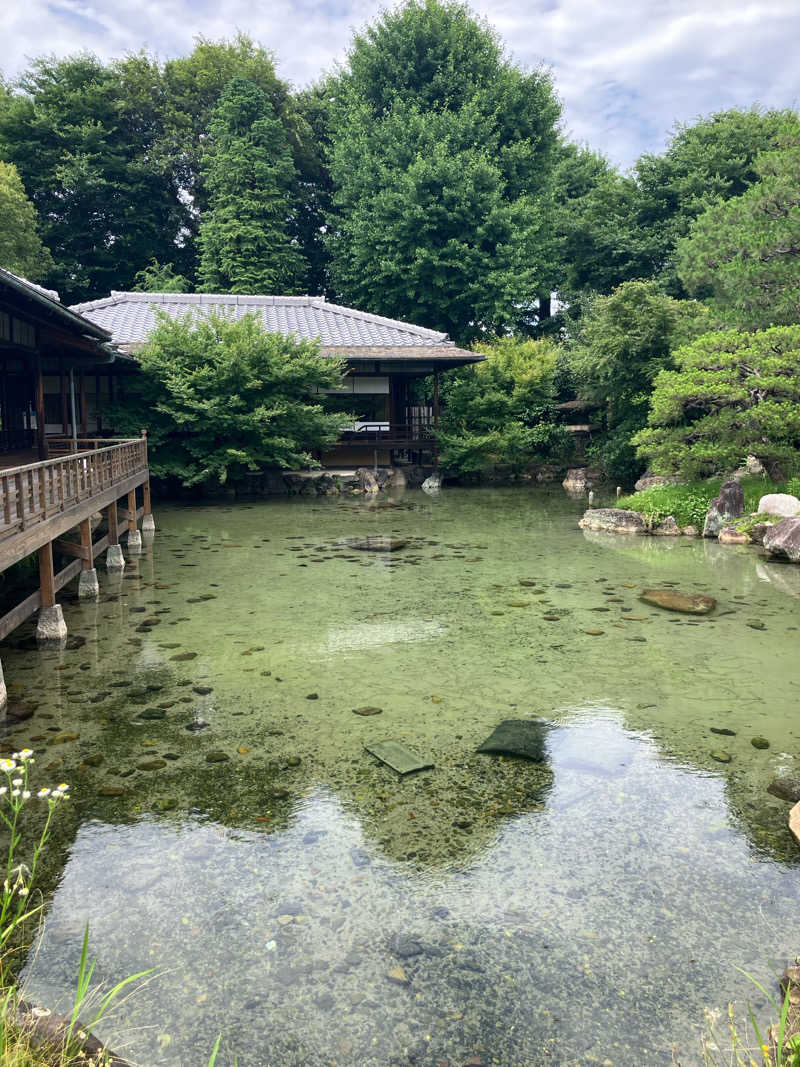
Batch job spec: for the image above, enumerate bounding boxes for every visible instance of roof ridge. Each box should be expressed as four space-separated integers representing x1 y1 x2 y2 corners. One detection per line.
313 299 450 342
71 292 324 312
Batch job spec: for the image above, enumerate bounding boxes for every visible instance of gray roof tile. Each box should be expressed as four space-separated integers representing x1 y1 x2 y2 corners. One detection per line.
70 292 453 349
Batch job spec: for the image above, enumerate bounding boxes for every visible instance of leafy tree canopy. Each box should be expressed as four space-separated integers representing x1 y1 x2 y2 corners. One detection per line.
133 259 190 293
0 160 52 280
436 336 573 472
326 0 561 343
568 280 711 482
634 326 800 480
198 77 306 294
634 107 796 295
676 120 800 330
112 313 349 485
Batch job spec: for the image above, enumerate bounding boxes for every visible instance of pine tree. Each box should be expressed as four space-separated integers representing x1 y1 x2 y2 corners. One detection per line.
198 77 306 294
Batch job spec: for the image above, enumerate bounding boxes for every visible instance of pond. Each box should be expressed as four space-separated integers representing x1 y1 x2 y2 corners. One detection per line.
2 487 799 1066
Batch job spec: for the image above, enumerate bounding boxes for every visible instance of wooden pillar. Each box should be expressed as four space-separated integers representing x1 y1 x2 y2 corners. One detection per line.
107 499 119 545
60 362 68 435
433 370 440 428
143 480 152 516
38 541 56 607
96 372 102 433
127 489 137 533
79 517 94 570
34 356 48 461
79 372 87 437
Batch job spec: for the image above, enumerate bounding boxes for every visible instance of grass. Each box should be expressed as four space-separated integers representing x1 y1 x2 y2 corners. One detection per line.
700 966 800 1067
619 476 800 529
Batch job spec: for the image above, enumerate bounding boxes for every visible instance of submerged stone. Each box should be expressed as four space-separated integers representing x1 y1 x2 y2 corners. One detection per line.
711 750 732 763
767 777 800 803
751 736 770 749
170 652 198 661
710 727 736 736
386 965 410 986
365 740 433 775
205 750 230 763
138 708 166 721
477 719 550 762
137 758 167 771
344 537 408 552
639 589 716 614
353 706 383 716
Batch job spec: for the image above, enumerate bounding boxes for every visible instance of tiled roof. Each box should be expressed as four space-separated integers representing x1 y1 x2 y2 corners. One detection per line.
70 292 454 349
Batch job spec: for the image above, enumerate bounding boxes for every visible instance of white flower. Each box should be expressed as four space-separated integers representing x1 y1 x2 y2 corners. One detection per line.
57 783 69 792
11 789 20 797
0 787 6 796
37 788 50 798
17 888 28 898
17 750 33 760
21 791 30 800
12 779 22 787
0 759 16 773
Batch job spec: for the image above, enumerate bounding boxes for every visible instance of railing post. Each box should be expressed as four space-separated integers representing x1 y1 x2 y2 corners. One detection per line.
35 540 67 646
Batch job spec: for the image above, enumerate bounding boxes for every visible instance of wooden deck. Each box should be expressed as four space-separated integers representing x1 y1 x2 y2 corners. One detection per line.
0 438 150 572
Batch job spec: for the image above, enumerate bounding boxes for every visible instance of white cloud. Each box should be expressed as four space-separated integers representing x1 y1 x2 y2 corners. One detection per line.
2 0 798 167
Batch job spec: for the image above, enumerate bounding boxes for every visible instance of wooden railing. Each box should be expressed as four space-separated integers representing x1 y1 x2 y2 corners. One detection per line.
0 438 148 542
338 422 436 445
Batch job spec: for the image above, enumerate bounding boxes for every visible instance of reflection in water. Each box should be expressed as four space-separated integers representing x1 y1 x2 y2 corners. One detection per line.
25 718 800 1067
0 488 796 1065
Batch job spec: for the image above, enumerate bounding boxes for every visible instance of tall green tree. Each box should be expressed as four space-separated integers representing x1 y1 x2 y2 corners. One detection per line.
198 77 306 294
0 53 182 302
569 280 710 481
634 107 795 295
676 122 800 330
436 337 573 473
634 326 800 479
326 0 561 343
0 161 52 280
112 312 349 485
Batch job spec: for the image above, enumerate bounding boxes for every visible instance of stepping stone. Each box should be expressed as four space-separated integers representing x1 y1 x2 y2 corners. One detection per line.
365 740 433 775
477 719 550 762
639 589 716 614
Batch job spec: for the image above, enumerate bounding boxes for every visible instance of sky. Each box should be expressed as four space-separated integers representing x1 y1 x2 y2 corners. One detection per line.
2 0 798 168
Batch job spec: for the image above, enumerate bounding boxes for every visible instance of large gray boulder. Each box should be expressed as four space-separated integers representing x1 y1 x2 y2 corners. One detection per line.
757 493 800 517
421 471 442 493
634 471 677 492
703 480 745 537
563 466 603 491
355 467 380 494
763 516 800 562
578 508 647 534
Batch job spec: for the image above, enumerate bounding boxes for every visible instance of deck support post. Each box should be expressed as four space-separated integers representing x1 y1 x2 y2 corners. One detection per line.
35 541 67 646
141 479 155 534
126 489 142 551
77 517 99 598
105 499 125 571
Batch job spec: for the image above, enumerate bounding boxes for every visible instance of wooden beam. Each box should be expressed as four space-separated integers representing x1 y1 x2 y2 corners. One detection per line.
53 539 88 560
0 556 82 643
34 356 48 461
117 506 144 523
79 517 93 569
38 540 56 607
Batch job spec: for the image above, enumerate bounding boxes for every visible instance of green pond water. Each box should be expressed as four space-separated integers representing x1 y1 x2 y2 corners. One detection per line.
2 487 799 1066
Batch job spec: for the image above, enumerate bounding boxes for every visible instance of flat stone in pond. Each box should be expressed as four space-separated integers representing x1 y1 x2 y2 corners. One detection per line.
137 759 167 771
365 740 433 775
751 736 770 749
640 589 716 614
477 719 550 762
353 706 383 716
170 652 198 661
138 708 166 720
205 750 230 763
710 727 736 736
711 750 732 763
344 537 408 552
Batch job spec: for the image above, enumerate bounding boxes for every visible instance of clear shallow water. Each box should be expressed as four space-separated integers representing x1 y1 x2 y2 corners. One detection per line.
2 487 799 1066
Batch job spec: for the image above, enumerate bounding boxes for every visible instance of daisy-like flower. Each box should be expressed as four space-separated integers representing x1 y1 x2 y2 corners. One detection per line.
0 787 7 796
37 788 50 798
21 791 30 800
12 779 22 787
17 750 33 761
0 759 16 773
11 789 20 797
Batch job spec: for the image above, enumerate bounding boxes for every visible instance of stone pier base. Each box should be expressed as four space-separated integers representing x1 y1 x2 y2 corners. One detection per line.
142 514 155 533
106 545 125 571
0 661 6 716
127 529 142 552
78 568 100 599
36 605 67 646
